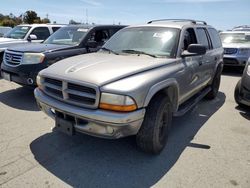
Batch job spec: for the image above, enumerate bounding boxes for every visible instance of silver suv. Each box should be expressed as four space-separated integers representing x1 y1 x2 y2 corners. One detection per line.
35 19 223 154
220 31 250 67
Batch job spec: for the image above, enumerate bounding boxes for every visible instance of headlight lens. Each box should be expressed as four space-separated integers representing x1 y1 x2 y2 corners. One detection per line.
247 65 250 76
99 93 137 112
22 53 45 64
238 48 250 55
36 74 42 89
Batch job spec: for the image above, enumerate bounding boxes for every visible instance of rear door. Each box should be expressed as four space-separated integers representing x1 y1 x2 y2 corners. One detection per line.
195 27 213 88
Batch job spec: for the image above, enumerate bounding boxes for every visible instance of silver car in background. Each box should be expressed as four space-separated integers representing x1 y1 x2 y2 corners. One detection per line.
220 31 250 67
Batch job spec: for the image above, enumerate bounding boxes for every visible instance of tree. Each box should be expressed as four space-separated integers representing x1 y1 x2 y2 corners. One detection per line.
69 19 80 25
1 19 15 27
23 10 39 24
41 18 50 24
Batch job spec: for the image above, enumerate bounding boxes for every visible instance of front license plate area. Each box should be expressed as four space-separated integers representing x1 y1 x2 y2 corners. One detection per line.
55 117 75 136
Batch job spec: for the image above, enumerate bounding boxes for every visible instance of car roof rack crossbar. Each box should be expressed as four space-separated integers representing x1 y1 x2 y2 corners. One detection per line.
147 19 207 25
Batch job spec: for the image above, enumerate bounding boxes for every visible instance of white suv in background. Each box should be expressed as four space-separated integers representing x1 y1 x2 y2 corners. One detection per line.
0 24 64 62
220 31 250 67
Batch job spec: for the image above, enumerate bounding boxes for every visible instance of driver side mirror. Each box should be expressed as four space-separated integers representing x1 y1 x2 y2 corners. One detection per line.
181 44 207 57
27 34 37 42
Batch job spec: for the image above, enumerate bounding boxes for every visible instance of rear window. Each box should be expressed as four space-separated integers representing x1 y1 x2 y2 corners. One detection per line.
208 28 222 49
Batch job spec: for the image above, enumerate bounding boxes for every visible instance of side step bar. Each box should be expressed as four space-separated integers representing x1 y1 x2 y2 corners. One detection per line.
173 87 211 117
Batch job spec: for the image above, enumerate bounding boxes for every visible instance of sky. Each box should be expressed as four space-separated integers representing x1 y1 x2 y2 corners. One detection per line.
1 0 250 31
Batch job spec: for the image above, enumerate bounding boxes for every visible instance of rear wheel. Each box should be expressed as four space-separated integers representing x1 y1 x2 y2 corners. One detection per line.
206 68 221 100
136 94 172 154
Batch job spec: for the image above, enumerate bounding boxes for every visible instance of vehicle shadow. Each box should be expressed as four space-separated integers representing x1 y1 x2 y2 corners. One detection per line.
0 86 39 111
235 106 250 121
222 66 244 77
30 92 226 188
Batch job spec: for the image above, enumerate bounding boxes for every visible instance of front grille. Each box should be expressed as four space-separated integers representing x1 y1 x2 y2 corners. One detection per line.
42 77 99 109
4 50 23 66
223 58 239 65
224 48 238 55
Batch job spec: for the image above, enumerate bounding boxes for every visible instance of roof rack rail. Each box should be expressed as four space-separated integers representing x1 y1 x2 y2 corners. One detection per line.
147 19 207 25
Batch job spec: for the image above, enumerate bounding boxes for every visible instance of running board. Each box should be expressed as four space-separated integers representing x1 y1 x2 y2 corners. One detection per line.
173 87 211 117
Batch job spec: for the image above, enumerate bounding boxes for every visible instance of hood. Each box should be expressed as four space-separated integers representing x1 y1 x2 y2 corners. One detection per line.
8 43 73 53
40 52 174 86
0 38 27 50
222 43 250 48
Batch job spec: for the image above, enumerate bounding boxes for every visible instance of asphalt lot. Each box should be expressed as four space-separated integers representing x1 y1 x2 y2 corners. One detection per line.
0 69 249 188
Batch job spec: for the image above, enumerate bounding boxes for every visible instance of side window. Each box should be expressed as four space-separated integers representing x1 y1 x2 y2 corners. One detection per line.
207 28 222 49
30 27 50 40
52 27 61 33
109 28 119 37
196 28 210 49
182 28 197 50
87 29 109 45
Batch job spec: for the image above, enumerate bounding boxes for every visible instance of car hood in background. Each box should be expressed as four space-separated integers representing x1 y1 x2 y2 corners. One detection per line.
222 43 250 49
7 43 74 53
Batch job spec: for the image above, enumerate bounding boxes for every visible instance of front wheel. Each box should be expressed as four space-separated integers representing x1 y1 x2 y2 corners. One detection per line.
136 94 172 154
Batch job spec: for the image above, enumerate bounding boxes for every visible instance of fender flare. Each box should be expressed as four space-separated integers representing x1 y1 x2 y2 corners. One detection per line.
143 78 179 112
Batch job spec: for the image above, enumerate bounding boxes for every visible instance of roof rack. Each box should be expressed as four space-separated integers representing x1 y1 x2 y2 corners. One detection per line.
147 19 207 25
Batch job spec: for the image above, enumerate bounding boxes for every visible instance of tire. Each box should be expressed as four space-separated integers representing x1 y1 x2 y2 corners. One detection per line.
234 79 244 107
205 68 221 100
136 94 172 154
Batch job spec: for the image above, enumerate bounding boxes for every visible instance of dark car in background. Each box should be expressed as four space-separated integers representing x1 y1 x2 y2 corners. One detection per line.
1 24 126 86
234 58 250 107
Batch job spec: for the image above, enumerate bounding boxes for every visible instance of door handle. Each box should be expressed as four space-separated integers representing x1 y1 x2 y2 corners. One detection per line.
198 61 202 66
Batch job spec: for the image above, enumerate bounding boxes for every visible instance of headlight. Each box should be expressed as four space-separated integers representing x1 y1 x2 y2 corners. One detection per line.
247 65 250 76
238 48 250 55
22 53 45 64
36 74 42 89
99 93 137 112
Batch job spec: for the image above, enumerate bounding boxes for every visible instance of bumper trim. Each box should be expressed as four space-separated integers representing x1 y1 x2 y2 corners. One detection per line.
35 88 145 138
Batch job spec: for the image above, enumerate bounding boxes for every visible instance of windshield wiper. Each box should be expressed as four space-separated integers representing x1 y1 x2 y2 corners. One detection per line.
121 49 157 58
100 47 119 55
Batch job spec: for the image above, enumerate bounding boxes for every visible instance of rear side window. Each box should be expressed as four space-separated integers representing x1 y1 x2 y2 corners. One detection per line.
30 27 50 40
52 27 61 33
207 28 222 49
196 28 210 49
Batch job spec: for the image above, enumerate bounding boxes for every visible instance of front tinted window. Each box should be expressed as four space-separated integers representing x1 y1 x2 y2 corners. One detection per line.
31 27 50 40
208 28 222 48
44 27 88 46
4 26 31 39
103 27 180 58
196 28 209 49
220 33 250 44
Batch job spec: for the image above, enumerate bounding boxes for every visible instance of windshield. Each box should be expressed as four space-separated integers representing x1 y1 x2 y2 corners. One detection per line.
44 27 88 46
102 27 180 58
220 33 250 44
4 26 31 39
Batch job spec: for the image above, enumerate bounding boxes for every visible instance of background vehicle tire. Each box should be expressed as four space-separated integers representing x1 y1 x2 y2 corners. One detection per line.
136 94 172 154
205 68 221 100
234 79 244 107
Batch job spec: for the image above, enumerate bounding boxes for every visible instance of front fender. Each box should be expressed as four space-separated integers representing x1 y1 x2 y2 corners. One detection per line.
143 78 179 112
